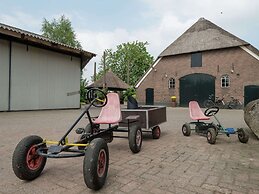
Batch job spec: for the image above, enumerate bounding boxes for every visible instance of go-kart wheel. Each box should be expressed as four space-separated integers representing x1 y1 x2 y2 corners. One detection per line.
237 128 249 143
152 126 161 139
204 107 219 117
12 135 47 180
129 125 142 153
86 88 108 108
83 138 109 190
77 124 92 150
210 123 219 136
182 123 191 136
207 128 216 144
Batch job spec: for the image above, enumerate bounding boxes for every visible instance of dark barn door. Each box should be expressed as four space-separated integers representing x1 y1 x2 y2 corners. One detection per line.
180 73 215 107
244 85 259 106
146 88 154 105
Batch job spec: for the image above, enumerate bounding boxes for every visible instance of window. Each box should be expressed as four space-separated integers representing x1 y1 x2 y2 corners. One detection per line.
168 78 175 89
191 52 202 67
221 75 230 88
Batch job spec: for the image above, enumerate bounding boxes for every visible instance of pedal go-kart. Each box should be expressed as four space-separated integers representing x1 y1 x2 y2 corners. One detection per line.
182 101 249 144
12 88 143 190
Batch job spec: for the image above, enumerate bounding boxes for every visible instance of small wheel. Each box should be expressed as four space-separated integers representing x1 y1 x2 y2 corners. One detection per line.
77 124 92 150
182 123 191 136
86 88 108 108
207 128 216 144
152 126 161 139
12 135 47 180
237 128 249 143
83 138 109 190
210 123 219 136
129 125 142 153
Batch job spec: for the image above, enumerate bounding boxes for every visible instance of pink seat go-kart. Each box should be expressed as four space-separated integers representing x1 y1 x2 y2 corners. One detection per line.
12 88 142 190
182 101 249 144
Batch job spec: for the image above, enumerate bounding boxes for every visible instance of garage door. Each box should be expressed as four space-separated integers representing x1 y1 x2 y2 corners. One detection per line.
180 73 215 107
0 39 10 111
244 85 259 106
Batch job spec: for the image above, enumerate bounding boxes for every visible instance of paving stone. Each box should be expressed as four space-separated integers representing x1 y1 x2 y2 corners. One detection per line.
1 108 259 194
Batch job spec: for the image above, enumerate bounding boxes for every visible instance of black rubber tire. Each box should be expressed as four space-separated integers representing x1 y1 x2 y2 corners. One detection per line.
152 126 161 139
182 123 191 136
237 128 249 143
207 128 216 144
129 125 142 153
210 123 219 136
85 123 92 133
83 138 109 190
12 135 47 180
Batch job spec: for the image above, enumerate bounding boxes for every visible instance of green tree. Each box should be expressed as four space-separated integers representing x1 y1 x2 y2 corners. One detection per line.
80 76 89 103
95 41 154 86
41 15 82 49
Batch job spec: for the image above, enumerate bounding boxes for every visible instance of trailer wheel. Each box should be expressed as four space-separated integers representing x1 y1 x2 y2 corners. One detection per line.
237 128 249 143
12 135 47 180
182 123 191 136
129 125 142 153
83 138 109 190
207 128 216 144
152 126 161 139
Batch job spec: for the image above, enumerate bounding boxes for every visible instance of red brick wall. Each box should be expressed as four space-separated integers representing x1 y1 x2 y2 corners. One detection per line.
136 47 259 105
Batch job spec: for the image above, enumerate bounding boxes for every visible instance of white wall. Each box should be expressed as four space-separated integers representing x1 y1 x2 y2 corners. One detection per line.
10 42 81 110
0 39 9 111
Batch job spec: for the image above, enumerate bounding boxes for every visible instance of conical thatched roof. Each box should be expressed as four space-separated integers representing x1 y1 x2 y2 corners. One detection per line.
159 18 249 57
87 71 130 90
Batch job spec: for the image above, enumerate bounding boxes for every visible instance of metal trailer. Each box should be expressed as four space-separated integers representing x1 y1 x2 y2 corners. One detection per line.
119 106 167 139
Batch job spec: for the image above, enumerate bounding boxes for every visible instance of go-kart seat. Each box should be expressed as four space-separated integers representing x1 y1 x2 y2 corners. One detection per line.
93 93 122 124
189 101 210 121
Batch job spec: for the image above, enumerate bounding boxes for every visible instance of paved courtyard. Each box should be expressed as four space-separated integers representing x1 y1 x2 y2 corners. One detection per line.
0 107 259 194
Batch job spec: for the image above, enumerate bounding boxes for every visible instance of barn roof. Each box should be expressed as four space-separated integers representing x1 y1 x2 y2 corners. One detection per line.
159 18 249 57
0 22 96 68
88 71 130 91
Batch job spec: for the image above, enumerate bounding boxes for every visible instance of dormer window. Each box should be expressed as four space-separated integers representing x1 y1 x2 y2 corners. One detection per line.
191 52 202 67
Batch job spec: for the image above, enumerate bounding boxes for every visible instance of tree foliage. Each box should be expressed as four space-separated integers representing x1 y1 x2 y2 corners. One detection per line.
95 41 154 86
41 15 82 49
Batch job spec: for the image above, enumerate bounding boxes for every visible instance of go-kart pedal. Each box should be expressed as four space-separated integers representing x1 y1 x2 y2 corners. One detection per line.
75 128 85 134
48 145 63 154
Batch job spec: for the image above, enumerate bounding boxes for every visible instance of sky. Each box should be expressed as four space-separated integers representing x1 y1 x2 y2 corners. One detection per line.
0 0 258 83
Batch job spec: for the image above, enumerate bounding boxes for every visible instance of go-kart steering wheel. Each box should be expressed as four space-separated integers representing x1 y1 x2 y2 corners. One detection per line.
204 106 219 117
86 88 108 107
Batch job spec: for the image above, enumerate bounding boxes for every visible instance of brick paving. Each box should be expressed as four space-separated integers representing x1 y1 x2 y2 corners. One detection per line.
0 107 259 194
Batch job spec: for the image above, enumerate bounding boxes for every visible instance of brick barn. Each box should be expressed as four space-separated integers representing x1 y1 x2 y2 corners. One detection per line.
136 18 259 107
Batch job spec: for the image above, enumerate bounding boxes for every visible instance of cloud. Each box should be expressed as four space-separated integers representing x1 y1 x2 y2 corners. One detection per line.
77 14 195 81
0 11 41 33
1 0 258 82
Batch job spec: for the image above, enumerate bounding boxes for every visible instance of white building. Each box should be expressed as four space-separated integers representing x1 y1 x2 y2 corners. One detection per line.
0 23 95 111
